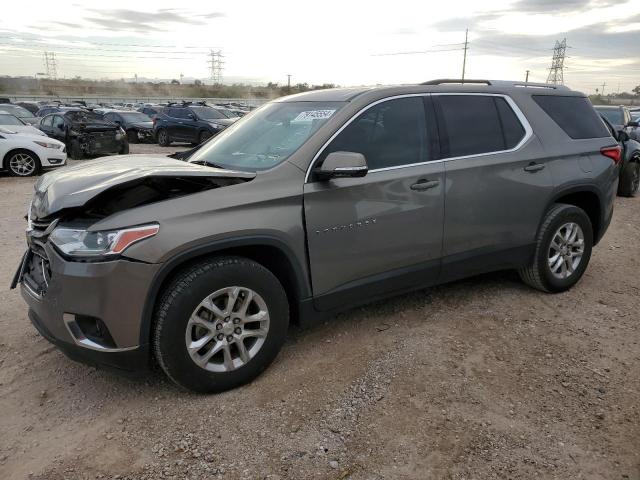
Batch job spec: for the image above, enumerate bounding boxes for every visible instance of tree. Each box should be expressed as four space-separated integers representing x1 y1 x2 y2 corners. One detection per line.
194 79 202 86
633 85 640 96
170 79 180 85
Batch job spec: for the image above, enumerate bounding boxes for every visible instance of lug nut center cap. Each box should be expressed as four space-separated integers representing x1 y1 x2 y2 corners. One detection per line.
222 323 235 336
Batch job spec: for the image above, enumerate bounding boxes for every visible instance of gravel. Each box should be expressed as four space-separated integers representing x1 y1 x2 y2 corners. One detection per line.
0 145 638 479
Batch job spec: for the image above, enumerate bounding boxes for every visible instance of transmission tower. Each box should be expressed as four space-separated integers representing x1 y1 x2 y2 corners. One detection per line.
42 51 58 80
208 50 224 85
546 38 566 85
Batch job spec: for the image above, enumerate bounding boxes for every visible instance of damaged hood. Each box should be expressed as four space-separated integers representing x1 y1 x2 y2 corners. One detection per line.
31 155 255 219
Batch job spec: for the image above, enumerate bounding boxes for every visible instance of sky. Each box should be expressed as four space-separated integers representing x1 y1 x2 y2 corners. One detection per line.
0 0 639 94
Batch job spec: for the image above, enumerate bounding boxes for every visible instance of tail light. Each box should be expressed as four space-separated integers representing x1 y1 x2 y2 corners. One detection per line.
600 145 622 164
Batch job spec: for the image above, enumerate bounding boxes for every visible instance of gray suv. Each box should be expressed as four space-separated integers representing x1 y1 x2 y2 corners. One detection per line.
12 80 620 393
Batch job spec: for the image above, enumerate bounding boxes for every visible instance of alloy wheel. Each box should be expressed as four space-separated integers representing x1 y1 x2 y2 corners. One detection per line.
547 222 585 279
185 286 270 372
9 152 36 176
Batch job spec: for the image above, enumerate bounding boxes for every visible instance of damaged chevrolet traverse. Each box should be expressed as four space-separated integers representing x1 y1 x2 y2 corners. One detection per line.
13 81 619 393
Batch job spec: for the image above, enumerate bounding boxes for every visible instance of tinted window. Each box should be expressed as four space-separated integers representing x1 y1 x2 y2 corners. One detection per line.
190 106 226 120
534 95 610 139
495 98 526 149
0 114 25 126
320 97 428 170
435 95 521 158
52 115 65 129
41 115 53 127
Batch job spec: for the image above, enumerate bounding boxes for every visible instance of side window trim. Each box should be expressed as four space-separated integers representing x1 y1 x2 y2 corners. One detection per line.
304 93 533 182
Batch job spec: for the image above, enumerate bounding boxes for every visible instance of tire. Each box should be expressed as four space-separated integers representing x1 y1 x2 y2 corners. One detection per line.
157 128 170 146
119 142 129 155
519 203 593 293
618 160 640 197
69 140 83 160
199 130 212 144
126 129 139 144
153 256 289 393
4 149 41 177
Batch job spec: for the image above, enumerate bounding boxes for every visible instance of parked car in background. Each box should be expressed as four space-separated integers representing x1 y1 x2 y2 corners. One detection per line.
100 110 155 143
35 105 84 118
600 116 640 197
0 113 47 136
0 103 39 125
38 110 128 159
0 126 66 176
138 105 164 119
594 105 639 141
153 103 238 146
11 80 620 393
15 101 41 116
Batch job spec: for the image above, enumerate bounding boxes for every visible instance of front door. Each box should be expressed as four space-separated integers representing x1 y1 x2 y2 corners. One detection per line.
303 96 445 310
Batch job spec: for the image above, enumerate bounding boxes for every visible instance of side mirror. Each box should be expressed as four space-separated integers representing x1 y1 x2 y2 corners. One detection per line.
315 151 368 180
187 113 196 120
617 130 629 142
627 121 639 128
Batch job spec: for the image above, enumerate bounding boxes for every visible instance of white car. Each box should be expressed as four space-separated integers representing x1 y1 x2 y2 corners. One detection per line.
0 127 66 176
0 113 46 137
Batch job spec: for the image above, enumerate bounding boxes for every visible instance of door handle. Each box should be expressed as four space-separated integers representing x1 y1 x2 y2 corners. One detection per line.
410 179 440 191
524 162 545 173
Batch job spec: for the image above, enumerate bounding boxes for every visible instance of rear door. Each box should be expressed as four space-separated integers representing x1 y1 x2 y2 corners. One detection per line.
303 96 445 310
433 94 553 280
50 115 67 142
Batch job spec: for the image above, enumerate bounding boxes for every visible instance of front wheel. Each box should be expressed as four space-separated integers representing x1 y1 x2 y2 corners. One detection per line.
153 257 289 393
618 160 640 197
157 128 170 146
5 150 41 176
519 203 593 293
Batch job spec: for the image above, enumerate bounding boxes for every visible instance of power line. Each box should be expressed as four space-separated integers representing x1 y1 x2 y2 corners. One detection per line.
372 46 465 56
0 34 221 50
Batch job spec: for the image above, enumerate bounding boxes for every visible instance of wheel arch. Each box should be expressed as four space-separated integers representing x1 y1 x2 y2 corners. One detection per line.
139 236 311 347
547 186 603 244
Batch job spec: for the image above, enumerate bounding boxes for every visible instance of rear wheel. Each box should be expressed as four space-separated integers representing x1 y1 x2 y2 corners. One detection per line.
157 128 170 146
5 150 41 177
519 203 593 293
618 160 640 197
153 256 289 393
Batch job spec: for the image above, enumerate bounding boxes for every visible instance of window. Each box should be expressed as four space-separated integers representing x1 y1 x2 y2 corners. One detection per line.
434 95 525 158
190 106 227 120
166 108 188 119
0 114 25 126
52 116 65 129
319 97 428 171
41 115 53 128
534 95 610 139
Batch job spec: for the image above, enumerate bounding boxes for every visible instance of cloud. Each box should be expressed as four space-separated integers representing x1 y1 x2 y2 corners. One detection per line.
431 14 500 32
84 8 225 33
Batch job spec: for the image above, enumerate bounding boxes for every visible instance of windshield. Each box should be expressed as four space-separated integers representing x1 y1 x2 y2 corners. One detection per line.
0 104 35 119
632 112 640 122
596 107 624 125
119 112 152 122
66 111 104 122
188 101 346 171
0 114 25 126
190 106 228 120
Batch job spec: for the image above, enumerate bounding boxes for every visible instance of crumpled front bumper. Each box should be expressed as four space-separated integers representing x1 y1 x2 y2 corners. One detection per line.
15 242 161 373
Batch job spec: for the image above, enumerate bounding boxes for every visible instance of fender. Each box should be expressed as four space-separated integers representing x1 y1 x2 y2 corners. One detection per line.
137 235 311 346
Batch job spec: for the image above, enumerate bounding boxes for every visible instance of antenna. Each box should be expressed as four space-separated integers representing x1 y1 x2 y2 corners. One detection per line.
546 38 567 85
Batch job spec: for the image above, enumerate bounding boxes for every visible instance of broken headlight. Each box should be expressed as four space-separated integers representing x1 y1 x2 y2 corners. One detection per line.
49 224 159 258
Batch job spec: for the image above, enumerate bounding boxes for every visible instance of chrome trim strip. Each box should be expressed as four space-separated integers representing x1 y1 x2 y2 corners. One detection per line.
63 313 138 353
304 92 534 182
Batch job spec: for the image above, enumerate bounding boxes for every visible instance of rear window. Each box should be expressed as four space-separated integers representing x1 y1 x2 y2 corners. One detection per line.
434 95 526 158
532 95 609 139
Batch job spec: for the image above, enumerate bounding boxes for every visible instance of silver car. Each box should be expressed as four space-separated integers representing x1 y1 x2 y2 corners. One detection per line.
12 80 620 392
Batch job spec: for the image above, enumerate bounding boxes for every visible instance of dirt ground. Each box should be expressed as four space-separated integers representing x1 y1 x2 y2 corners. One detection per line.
0 145 639 480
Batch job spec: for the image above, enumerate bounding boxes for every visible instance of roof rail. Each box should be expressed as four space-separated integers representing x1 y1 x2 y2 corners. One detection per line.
421 79 492 85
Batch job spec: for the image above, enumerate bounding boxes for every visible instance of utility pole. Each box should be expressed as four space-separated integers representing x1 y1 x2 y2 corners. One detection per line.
600 81 606 96
525 70 530 82
287 74 291 93
546 38 567 85
42 51 58 80
461 28 468 83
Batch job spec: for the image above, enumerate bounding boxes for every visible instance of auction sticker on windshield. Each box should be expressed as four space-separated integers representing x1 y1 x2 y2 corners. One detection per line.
293 109 336 122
